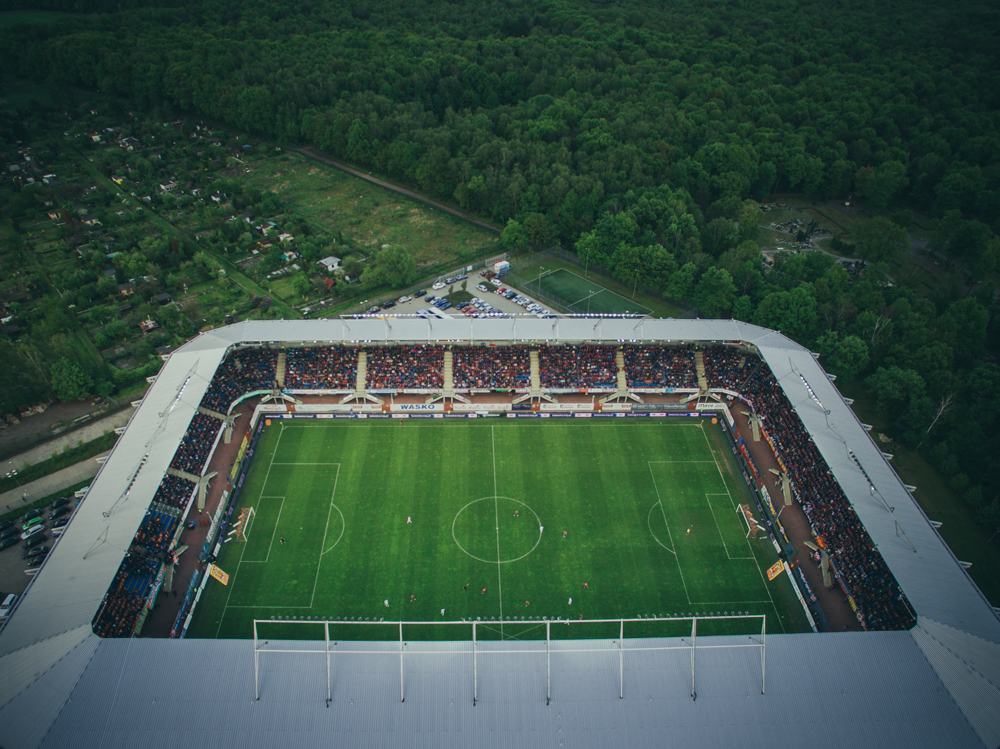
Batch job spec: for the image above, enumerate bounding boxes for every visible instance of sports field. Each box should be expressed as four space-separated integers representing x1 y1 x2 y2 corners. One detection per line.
187 419 809 641
534 268 653 315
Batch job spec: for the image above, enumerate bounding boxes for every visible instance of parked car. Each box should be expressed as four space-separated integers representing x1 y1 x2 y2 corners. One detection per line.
381 300 396 309
52 517 70 529
365 306 380 314
438 301 452 310
489 278 502 286
21 524 45 541
50 505 72 520
23 545 47 560
0 526 19 540
398 295 412 303
414 289 427 297
432 281 446 290
21 517 43 532
0 535 18 551
0 519 13 532
20 508 43 524
22 533 46 549
50 496 71 510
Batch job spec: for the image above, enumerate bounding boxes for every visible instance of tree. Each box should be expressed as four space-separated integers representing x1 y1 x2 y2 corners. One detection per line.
51 358 93 402
864 366 925 422
501 219 529 253
523 213 552 246
665 262 697 302
853 218 908 265
754 287 819 344
732 295 754 322
704 217 737 257
853 161 908 209
816 332 869 378
367 246 417 289
693 267 736 318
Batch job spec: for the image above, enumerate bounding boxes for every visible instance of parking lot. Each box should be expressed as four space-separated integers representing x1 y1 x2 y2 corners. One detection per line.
358 272 555 319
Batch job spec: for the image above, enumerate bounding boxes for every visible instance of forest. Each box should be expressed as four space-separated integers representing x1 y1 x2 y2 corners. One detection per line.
1 0 999 530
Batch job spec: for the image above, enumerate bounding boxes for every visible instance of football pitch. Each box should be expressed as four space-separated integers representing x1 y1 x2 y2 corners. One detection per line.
534 268 653 315
187 419 810 641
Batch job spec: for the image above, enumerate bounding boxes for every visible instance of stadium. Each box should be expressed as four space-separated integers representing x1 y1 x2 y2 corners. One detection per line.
0 317 998 749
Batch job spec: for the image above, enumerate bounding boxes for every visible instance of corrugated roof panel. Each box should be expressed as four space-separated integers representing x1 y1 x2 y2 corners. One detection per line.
919 617 1000 689
912 624 1000 748
34 632 983 749
0 630 100 749
0 625 94 710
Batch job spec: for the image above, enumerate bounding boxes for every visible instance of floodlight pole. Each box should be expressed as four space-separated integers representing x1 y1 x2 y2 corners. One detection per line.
325 622 331 705
619 618 624 699
690 617 697 700
399 621 405 703
546 620 551 705
472 621 478 705
253 620 259 701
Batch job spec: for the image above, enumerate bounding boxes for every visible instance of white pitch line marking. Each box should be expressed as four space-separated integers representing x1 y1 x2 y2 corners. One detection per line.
491 425 504 638
647 463 690 605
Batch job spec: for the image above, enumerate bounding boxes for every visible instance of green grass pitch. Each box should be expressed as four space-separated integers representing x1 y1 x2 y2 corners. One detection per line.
187 418 810 641
534 268 653 315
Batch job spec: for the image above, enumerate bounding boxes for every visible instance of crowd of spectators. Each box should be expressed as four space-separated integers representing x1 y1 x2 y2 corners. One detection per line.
132 510 178 555
228 348 278 391
452 345 531 389
92 554 161 637
285 346 359 389
366 345 444 389
539 345 618 388
170 413 219 474
624 345 697 388
151 474 195 511
703 348 915 631
200 348 279 413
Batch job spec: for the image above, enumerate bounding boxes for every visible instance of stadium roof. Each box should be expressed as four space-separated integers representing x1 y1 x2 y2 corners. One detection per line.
1 318 998 749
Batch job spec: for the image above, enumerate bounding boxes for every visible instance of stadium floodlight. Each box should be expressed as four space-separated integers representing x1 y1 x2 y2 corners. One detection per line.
797 373 829 415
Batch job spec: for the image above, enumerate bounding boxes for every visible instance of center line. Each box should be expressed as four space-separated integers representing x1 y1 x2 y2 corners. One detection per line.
491 425 503 638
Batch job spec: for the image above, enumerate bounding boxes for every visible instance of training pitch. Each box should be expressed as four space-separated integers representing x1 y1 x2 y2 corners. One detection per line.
533 268 653 315
187 419 809 640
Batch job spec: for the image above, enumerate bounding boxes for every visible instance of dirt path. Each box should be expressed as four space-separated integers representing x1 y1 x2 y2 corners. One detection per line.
289 147 502 235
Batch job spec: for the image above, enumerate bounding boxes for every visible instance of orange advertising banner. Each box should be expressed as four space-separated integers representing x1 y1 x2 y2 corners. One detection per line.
208 564 230 586
766 561 784 581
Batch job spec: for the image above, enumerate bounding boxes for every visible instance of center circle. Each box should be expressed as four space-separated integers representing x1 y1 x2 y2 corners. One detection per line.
452 497 542 564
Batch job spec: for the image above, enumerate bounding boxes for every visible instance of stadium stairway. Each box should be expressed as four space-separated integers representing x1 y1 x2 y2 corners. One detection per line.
275 352 286 387
694 350 709 392
443 349 454 391
356 350 367 391
529 349 541 390
616 349 628 391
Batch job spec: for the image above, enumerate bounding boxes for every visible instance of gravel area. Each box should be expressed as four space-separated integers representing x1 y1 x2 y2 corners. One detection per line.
368 277 555 319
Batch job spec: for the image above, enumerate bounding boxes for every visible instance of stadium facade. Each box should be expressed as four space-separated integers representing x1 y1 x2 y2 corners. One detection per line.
1 318 998 749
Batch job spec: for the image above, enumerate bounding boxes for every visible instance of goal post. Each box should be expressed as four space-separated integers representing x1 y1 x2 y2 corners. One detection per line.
227 506 256 543
252 613 766 704
736 503 765 539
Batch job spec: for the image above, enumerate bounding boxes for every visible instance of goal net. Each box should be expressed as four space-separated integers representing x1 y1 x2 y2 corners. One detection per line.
227 506 256 543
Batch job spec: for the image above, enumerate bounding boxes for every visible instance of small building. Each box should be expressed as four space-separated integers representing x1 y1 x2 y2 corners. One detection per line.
111 175 125 185
82 215 101 226
118 282 134 296
138 318 158 332
47 211 61 221
324 277 335 291
317 256 341 272
210 192 226 203
159 181 176 192
278 233 293 243
155 293 173 305
240 212 254 223
494 260 511 276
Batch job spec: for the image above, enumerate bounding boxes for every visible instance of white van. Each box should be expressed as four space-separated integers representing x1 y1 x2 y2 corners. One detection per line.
20 524 45 541
0 593 16 620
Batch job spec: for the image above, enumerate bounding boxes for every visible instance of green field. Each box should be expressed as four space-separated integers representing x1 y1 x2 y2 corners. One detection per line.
187 418 808 641
531 268 653 315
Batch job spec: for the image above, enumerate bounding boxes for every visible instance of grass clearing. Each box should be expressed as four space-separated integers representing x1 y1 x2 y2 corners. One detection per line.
187 418 808 641
244 153 500 274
